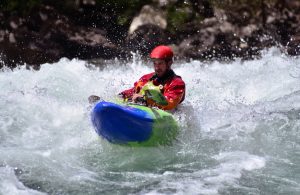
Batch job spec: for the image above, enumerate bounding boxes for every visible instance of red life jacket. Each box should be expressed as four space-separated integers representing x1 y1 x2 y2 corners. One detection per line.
120 70 185 110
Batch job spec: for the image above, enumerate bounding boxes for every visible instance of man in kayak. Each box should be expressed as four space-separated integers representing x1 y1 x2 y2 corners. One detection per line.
88 45 185 110
119 45 185 110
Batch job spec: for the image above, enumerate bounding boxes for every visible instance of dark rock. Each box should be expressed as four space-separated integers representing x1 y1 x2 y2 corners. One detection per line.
0 5 129 68
286 36 300 56
1 1 300 68
177 16 241 61
128 5 167 34
190 0 214 18
126 24 171 56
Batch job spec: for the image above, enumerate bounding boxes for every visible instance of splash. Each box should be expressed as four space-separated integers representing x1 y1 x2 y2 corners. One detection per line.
0 48 300 194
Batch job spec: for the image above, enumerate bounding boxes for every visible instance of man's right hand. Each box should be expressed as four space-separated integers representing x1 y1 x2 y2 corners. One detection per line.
132 93 144 103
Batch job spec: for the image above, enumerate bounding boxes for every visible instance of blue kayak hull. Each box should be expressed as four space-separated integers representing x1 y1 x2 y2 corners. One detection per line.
91 101 179 146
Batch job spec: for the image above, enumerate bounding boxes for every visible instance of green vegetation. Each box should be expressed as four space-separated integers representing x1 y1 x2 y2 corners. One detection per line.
0 0 41 14
0 0 152 25
94 0 153 26
0 0 287 29
167 5 192 32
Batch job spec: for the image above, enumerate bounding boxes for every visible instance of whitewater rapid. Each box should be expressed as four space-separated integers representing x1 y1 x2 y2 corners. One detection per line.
0 48 300 194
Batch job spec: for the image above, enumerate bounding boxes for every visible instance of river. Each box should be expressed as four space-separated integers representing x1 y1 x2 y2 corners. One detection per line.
0 48 300 194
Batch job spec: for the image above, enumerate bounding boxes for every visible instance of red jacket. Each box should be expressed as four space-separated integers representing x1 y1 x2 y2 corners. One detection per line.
120 70 185 110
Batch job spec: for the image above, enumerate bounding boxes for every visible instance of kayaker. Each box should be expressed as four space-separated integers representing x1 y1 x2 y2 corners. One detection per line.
119 45 185 110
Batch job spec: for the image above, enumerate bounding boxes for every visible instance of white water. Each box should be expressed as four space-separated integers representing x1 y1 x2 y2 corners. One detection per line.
0 48 300 194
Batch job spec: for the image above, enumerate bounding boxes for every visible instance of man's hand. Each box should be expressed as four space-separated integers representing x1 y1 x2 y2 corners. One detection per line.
132 93 144 103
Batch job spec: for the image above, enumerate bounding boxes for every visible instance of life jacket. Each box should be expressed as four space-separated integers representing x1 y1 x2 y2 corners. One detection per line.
138 70 174 93
120 70 185 110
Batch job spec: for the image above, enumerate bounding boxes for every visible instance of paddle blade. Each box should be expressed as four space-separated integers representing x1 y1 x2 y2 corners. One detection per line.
145 89 168 106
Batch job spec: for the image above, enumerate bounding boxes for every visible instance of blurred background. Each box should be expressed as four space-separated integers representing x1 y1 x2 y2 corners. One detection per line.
0 0 299 68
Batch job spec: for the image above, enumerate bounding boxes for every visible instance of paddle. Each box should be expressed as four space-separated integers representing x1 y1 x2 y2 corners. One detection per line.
144 89 168 106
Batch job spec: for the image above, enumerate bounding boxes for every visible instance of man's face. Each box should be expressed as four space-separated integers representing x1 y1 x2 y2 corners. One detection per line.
152 59 170 78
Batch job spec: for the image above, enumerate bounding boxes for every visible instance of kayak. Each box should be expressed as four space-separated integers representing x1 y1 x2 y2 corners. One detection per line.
91 101 179 146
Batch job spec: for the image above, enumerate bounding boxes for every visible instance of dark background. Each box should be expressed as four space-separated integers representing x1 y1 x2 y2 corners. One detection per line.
0 0 299 69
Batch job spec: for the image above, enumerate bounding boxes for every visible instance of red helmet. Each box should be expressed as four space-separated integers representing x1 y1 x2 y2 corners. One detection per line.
150 45 174 59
